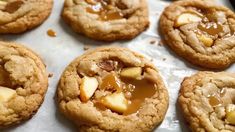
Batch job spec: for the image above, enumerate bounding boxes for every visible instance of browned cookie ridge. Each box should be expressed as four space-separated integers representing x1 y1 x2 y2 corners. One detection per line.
57 47 169 132
160 0 235 69
0 0 53 33
62 0 149 41
0 41 48 128
178 72 235 132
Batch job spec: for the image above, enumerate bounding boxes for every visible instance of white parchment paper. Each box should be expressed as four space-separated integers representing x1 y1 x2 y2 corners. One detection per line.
1 0 234 132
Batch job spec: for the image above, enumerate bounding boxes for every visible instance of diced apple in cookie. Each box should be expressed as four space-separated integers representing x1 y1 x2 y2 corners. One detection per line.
226 110 235 125
0 86 16 103
120 67 142 79
175 12 202 27
101 92 128 113
80 76 98 102
0 0 7 10
197 35 214 47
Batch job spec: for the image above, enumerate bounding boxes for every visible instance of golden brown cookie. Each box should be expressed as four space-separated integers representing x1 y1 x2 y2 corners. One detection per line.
57 47 169 131
0 0 53 34
0 41 48 128
160 0 235 69
178 72 235 132
62 0 149 41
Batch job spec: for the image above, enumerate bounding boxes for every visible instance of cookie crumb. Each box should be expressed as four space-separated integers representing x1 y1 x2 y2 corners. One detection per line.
48 73 53 77
84 46 90 51
150 40 156 44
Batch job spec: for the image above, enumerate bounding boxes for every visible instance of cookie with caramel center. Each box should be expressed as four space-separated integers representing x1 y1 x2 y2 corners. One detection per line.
62 0 149 41
57 47 169 131
160 0 235 69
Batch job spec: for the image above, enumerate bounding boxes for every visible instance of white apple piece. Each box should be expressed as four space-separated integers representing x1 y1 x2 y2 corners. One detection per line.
0 86 16 103
80 76 98 102
101 92 128 113
175 12 202 27
120 67 142 79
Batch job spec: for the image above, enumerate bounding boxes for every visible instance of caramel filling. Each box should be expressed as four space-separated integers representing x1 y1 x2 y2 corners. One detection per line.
86 0 124 21
4 0 23 13
198 22 223 36
208 88 227 107
100 73 156 115
100 73 122 92
121 78 156 115
0 65 11 88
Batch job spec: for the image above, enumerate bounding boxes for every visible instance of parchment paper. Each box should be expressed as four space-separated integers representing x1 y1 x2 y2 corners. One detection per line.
1 0 234 132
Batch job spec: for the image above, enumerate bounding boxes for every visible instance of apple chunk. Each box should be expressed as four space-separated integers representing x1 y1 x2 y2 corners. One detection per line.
0 86 16 103
80 76 98 102
226 110 235 125
120 67 142 79
101 92 128 113
197 35 214 47
175 12 202 27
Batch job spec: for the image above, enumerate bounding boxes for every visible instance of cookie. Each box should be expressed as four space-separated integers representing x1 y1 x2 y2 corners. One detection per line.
0 41 48 128
160 0 235 69
62 0 149 41
57 47 169 131
178 72 235 132
0 0 53 34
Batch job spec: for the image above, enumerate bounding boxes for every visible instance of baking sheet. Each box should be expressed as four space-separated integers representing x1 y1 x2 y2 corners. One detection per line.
1 0 234 132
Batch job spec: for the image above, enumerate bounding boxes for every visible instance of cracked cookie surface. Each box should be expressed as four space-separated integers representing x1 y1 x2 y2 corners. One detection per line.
0 41 48 128
178 72 235 132
62 0 149 41
160 0 235 69
0 0 53 33
57 47 169 132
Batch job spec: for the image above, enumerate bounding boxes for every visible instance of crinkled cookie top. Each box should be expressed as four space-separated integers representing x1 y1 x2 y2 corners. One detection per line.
160 0 235 69
62 0 149 41
57 47 169 132
0 42 48 128
179 72 235 132
0 0 53 33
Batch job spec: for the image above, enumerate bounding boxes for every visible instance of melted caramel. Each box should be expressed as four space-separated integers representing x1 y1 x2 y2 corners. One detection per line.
86 0 101 5
100 73 122 92
209 95 222 107
0 66 11 87
198 22 223 36
86 0 124 21
47 29 56 37
4 0 23 13
122 78 156 115
99 73 156 115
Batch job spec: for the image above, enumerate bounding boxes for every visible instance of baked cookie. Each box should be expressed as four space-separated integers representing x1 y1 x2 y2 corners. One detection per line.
160 0 235 69
57 47 169 131
0 41 48 128
0 0 53 34
178 72 235 132
62 0 149 41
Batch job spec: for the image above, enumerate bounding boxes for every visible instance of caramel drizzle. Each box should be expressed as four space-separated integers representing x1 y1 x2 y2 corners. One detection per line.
85 0 124 21
99 73 156 115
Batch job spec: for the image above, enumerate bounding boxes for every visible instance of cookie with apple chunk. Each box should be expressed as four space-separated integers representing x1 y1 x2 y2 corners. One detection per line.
62 0 149 41
160 0 235 69
178 72 235 132
0 41 48 128
57 47 169 132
